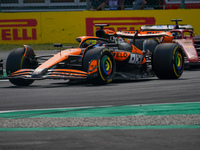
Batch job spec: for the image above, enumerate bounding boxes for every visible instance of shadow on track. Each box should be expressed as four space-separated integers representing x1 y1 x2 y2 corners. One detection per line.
2 78 158 89
1 75 189 89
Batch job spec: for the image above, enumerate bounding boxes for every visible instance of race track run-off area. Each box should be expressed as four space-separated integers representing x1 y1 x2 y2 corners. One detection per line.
0 102 200 131
0 65 200 131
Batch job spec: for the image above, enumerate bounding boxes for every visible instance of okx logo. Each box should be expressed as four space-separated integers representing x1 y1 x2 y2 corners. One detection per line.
0 19 37 41
86 17 156 36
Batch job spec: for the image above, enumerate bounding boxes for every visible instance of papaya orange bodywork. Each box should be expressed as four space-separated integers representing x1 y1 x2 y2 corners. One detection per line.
37 48 82 70
104 29 115 35
112 51 130 61
88 60 98 74
10 69 32 77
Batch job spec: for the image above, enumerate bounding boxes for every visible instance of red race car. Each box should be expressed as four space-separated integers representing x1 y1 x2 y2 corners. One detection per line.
141 19 200 68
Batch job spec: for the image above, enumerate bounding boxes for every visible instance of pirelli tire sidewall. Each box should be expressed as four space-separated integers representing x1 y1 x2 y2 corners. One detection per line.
152 43 184 79
97 48 116 84
83 47 116 85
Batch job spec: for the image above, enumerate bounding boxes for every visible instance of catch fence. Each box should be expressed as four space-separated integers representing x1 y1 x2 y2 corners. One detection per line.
0 0 200 12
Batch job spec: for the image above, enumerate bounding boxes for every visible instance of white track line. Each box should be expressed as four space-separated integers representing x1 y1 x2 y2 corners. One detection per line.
0 105 113 114
0 80 8 81
0 101 199 114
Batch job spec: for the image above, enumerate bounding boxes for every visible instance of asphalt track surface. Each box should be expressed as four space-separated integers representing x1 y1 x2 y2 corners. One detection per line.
0 50 200 149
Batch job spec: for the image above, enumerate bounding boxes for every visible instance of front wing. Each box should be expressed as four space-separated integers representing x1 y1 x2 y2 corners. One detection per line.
6 59 98 80
6 69 88 80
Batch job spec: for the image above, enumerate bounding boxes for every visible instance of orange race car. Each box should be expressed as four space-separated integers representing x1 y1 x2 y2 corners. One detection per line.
5 24 184 86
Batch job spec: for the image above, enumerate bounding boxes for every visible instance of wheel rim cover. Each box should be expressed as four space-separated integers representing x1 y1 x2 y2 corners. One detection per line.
176 52 183 70
102 56 112 75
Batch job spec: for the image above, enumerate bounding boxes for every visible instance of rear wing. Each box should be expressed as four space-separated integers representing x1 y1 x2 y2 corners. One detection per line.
116 30 171 39
95 24 110 29
95 24 116 38
141 24 194 31
141 19 193 31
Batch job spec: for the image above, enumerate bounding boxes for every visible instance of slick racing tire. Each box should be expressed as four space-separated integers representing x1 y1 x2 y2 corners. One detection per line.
83 47 116 85
153 43 184 79
143 39 159 53
6 47 36 86
133 39 145 50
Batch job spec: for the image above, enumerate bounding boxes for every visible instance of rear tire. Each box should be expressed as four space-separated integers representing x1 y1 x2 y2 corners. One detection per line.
83 47 115 85
153 43 184 79
133 39 145 50
6 47 36 86
143 39 159 53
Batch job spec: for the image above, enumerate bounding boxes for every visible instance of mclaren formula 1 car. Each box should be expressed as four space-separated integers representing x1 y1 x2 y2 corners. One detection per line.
141 19 200 67
5 25 184 86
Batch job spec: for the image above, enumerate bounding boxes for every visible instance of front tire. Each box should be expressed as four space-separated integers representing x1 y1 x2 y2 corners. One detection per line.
6 47 37 86
153 43 184 79
83 47 115 85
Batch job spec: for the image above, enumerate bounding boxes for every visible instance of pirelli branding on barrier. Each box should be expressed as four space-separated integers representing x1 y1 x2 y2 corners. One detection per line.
0 9 199 44
86 17 156 36
0 19 37 42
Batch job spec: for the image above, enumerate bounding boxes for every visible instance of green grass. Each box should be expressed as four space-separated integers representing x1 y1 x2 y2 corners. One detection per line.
0 43 79 51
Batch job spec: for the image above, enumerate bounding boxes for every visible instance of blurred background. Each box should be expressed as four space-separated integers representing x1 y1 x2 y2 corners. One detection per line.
0 0 199 45
0 0 199 12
